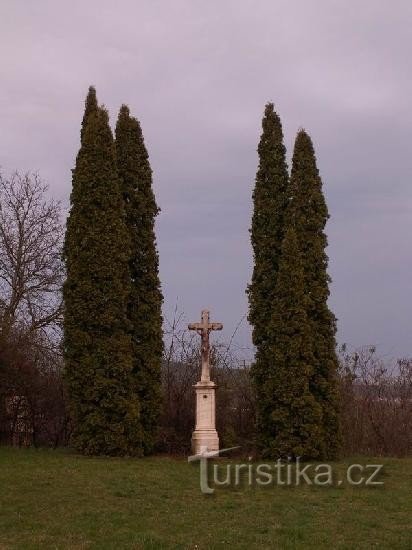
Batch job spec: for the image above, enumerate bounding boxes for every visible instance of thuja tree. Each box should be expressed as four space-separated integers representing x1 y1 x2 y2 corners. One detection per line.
256 227 323 458
248 103 289 348
63 92 143 456
247 103 289 449
80 86 98 142
115 105 163 455
288 129 341 459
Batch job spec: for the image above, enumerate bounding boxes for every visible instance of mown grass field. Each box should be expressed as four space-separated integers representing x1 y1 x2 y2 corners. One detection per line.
0 448 411 549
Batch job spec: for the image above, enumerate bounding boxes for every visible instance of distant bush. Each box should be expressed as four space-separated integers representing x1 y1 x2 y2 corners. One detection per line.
338 345 412 457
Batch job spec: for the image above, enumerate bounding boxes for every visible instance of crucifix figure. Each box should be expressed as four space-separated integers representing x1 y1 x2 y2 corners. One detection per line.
188 309 223 382
188 309 222 454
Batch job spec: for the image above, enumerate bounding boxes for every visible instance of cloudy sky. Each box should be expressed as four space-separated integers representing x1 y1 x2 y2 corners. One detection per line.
1 1 411 359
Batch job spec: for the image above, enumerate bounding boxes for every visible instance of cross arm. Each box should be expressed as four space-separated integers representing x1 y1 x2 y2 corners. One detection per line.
188 323 202 330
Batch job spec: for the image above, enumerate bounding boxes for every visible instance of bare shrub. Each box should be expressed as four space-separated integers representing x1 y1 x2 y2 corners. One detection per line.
338 345 412 457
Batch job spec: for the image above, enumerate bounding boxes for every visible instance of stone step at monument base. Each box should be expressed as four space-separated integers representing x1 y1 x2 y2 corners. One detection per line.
191 429 219 455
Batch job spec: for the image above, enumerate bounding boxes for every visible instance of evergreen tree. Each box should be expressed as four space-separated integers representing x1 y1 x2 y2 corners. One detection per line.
63 94 143 456
288 129 341 459
248 103 289 349
247 104 289 450
256 227 323 458
115 105 163 455
80 86 98 143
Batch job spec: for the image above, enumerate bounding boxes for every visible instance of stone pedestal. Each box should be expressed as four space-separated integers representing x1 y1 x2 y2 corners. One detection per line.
191 380 219 454
188 310 222 455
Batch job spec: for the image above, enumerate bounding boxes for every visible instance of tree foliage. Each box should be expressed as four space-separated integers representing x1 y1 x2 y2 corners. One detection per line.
249 107 341 458
248 103 289 350
287 129 341 458
248 104 291 454
63 90 143 456
80 86 98 143
256 228 323 458
115 105 163 454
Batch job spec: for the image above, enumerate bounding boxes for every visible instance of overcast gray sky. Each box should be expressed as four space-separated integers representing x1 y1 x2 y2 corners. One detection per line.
1 0 411 359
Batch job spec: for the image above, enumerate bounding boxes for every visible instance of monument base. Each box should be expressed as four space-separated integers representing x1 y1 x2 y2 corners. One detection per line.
191 380 219 455
191 429 219 455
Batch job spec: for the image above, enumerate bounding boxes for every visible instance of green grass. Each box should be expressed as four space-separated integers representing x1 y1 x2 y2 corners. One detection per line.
0 448 411 549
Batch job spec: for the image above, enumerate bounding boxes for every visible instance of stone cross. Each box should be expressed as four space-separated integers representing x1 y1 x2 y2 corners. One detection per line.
188 309 223 382
188 309 222 454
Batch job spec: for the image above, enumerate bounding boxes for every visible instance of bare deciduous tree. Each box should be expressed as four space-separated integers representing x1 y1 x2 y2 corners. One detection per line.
0 172 64 341
0 172 67 447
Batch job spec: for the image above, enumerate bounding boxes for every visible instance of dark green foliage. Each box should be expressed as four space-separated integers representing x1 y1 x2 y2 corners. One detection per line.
248 104 291 454
249 106 340 459
80 86 98 143
63 92 143 456
256 228 323 458
115 105 163 455
288 130 342 459
248 103 289 350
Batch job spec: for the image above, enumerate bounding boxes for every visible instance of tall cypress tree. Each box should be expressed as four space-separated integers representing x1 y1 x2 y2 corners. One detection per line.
247 103 289 448
248 103 289 348
115 105 163 455
80 86 98 142
63 94 143 456
288 129 341 459
257 227 323 458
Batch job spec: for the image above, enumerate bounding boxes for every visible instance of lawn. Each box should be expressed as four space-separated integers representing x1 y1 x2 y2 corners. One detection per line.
0 448 410 549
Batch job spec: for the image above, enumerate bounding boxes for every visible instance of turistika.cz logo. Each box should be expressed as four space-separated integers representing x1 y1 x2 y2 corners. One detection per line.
188 447 384 494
